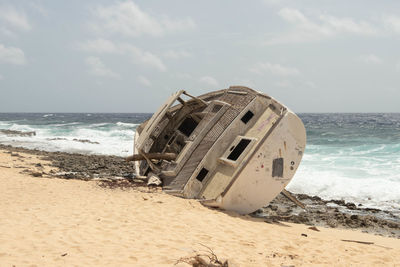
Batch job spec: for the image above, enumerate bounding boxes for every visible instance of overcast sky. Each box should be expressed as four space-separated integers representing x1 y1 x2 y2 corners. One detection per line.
0 0 400 112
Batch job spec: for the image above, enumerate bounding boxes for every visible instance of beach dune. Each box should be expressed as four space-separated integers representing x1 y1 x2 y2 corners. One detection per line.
0 149 399 266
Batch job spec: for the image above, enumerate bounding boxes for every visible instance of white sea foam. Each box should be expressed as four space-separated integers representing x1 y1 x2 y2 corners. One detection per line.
288 144 400 215
86 122 110 127
116 122 138 127
52 122 81 127
8 123 36 132
289 168 400 213
0 122 136 156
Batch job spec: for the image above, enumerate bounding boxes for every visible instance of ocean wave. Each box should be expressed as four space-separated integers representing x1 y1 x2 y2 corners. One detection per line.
116 122 138 127
0 121 136 157
0 133 134 157
0 122 12 127
289 166 400 213
88 122 110 127
52 122 82 127
8 123 37 132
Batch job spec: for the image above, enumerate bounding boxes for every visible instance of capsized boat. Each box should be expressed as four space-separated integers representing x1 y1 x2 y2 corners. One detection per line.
130 86 306 214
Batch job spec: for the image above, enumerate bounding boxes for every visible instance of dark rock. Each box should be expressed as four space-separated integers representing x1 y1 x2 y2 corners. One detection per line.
122 173 135 179
270 205 278 211
345 202 357 210
327 219 338 228
31 172 43 177
0 129 36 137
297 194 309 200
308 226 320 232
364 208 380 213
311 195 322 201
331 199 345 206
72 139 100 144
388 222 399 228
350 215 358 220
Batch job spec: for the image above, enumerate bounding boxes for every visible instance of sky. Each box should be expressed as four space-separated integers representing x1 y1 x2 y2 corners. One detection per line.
0 0 400 113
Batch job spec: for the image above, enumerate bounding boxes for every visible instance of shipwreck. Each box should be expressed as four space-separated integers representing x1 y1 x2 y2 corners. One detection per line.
128 86 306 214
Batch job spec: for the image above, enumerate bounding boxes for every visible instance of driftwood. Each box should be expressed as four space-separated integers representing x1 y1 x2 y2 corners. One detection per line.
175 243 229 266
126 152 177 162
281 189 306 210
341 239 374 245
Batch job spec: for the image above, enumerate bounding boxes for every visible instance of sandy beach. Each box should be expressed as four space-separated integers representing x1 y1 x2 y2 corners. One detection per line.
1 148 399 266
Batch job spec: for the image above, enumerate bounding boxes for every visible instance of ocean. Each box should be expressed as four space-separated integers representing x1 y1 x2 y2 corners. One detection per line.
0 113 399 213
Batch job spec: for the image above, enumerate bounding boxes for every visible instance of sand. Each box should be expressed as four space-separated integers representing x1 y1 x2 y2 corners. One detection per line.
0 149 399 266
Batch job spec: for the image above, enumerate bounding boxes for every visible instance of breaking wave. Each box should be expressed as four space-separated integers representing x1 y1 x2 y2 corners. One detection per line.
0 113 148 156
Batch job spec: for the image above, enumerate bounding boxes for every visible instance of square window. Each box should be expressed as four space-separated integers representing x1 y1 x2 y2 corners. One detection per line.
241 111 254 124
227 139 251 161
196 168 209 182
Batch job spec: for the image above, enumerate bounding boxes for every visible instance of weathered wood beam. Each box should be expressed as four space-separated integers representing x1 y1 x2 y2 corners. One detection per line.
126 152 177 162
281 189 306 210
177 97 185 105
182 91 208 106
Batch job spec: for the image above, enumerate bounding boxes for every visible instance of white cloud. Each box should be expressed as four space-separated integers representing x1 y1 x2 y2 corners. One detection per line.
122 44 166 71
199 76 219 87
77 39 166 71
250 62 300 76
76 38 119 54
0 74 3 80
383 15 400 34
89 1 195 37
0 6 31 31
0 44 26 65
138 75 151 87
359 54 382 64
164 50 192 59
266 8 378 44
85 56 119 78
319 14 377 35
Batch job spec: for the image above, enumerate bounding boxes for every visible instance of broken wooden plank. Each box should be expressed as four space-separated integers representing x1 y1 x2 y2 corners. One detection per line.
126 152 177 162
281 189 306 210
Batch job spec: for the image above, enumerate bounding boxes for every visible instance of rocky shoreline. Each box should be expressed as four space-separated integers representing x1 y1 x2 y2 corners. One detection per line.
1 144 399 238
257 194 399 239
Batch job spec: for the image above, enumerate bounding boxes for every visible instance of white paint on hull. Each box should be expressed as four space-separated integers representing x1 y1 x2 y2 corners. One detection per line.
218 111 306 214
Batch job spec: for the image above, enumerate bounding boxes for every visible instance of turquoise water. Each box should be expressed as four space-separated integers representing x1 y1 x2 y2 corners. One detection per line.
0 113 399 212
289 113 400 213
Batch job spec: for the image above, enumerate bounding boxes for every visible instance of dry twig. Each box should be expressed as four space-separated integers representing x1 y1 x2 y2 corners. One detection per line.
175 243 229 267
